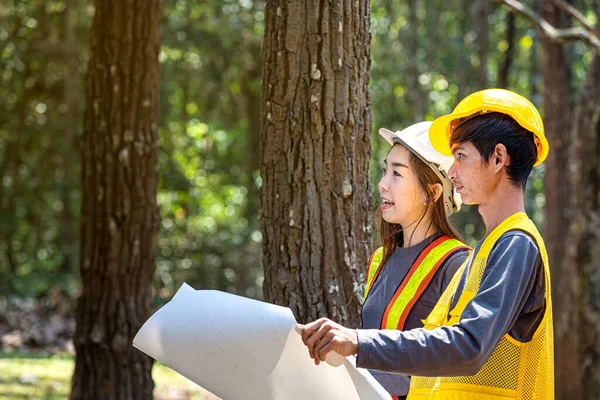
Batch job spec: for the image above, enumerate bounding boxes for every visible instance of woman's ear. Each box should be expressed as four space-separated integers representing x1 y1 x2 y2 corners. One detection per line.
429 183 443 203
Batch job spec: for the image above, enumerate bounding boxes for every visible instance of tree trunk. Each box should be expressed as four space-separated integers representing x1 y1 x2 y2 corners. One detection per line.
565 54 600 399
472 0 490 89
260 0 373 327
498 11 515 89
59 0 79 275
71 0 162 399
538 2 578 398
456 0 471 101
405 0 427 121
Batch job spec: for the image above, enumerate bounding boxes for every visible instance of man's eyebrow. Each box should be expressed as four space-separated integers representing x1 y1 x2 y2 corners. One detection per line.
452 145 466 155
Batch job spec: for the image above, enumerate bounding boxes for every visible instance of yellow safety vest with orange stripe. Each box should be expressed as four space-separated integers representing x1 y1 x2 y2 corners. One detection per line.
364 235 469 332
407 212 554 400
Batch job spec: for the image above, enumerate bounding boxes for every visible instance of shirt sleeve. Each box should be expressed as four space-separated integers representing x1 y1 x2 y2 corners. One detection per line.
355 232 543 377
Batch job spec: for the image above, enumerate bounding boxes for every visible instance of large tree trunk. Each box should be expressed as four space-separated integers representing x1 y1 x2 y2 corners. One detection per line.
538 1 578 398
260 0 373 327
71 0 162 399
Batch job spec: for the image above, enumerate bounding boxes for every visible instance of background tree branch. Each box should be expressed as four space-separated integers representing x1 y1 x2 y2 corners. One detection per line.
554 0 598 35
493 0 600 49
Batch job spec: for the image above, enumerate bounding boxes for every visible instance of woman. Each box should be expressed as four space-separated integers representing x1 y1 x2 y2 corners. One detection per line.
362 121 470 400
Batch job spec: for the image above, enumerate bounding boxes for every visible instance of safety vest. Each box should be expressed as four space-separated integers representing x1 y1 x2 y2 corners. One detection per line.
407 212 554 400
364 235 469 332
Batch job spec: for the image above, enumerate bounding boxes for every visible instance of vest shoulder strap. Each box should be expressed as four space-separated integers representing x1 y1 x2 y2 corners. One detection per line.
449 212 549 322
363 247 384 301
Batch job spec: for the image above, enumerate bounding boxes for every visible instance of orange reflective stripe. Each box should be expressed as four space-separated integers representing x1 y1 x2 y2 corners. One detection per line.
381 236 446 329
396 245 468 330
381 237 468 330
364 247 384 301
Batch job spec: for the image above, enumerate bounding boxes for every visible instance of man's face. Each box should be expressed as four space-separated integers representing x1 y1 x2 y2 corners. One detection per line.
448 142 497 205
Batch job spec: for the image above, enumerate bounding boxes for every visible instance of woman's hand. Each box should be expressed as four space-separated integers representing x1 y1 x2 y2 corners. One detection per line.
299 317 359 365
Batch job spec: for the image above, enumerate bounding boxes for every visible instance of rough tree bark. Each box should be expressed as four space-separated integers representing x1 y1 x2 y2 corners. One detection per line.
260 0 373 327
70 0 162 399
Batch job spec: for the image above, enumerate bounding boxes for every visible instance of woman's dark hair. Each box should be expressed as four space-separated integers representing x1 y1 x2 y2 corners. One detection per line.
450 112 537 188
376 145 464 266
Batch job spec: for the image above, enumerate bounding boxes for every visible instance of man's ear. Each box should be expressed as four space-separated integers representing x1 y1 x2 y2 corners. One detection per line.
493 144 509 172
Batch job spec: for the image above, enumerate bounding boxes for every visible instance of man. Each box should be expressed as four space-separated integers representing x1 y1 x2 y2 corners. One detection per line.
300 89 554 400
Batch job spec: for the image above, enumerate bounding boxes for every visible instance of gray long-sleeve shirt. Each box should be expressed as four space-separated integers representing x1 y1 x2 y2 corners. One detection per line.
361 234 469 395
356 230 546 378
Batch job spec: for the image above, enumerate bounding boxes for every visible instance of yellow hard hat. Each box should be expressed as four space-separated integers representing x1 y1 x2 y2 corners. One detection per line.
429 88 549 166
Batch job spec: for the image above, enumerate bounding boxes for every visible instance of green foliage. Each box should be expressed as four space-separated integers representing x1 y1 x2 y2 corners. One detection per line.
0 0 267 301
2 0 595 300
0 0 91 297
154 0 265 301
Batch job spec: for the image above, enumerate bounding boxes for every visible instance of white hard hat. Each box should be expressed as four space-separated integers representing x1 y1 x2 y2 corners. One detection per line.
378 121 462 217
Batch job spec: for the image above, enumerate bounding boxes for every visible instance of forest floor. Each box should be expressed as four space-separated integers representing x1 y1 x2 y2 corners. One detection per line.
0 351 220 400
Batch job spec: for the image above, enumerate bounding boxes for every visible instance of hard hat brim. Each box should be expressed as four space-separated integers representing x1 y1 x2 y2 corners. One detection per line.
429 114 457 158
378 128 397 146
378 125 461 217
532 133 549 167
378 126 440 171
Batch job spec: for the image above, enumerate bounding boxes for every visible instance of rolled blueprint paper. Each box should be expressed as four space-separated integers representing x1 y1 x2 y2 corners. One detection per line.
133 283 389 400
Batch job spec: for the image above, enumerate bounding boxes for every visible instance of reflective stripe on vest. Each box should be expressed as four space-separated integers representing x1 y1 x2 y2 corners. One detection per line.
408 212 554 400
364 248 384 301
363 237 469 330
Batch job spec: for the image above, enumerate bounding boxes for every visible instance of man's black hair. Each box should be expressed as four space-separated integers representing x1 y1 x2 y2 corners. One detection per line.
450 112 537 188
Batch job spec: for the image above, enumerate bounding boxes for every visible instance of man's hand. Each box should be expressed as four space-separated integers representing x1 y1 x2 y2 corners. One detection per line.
299 317 359 365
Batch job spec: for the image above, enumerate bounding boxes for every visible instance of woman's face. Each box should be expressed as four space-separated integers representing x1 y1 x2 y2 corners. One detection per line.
378 145 427 226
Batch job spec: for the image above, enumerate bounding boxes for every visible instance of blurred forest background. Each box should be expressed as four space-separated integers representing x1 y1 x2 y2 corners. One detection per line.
1 0 599 399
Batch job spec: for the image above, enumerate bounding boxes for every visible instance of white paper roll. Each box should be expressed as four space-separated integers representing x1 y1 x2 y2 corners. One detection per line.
133 283 389 400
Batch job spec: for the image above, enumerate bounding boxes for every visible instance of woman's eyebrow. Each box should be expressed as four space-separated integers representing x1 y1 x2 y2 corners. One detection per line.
383 159 408 168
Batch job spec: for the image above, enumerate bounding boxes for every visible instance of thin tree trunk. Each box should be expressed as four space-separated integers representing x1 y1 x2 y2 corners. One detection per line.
499 12 516 88
405 0 426 121
456 0 471 103
59 0 79 274
472 0 490 89
538 2 578 398
71 0 162 398
529 1 539 101
260 0 373 327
